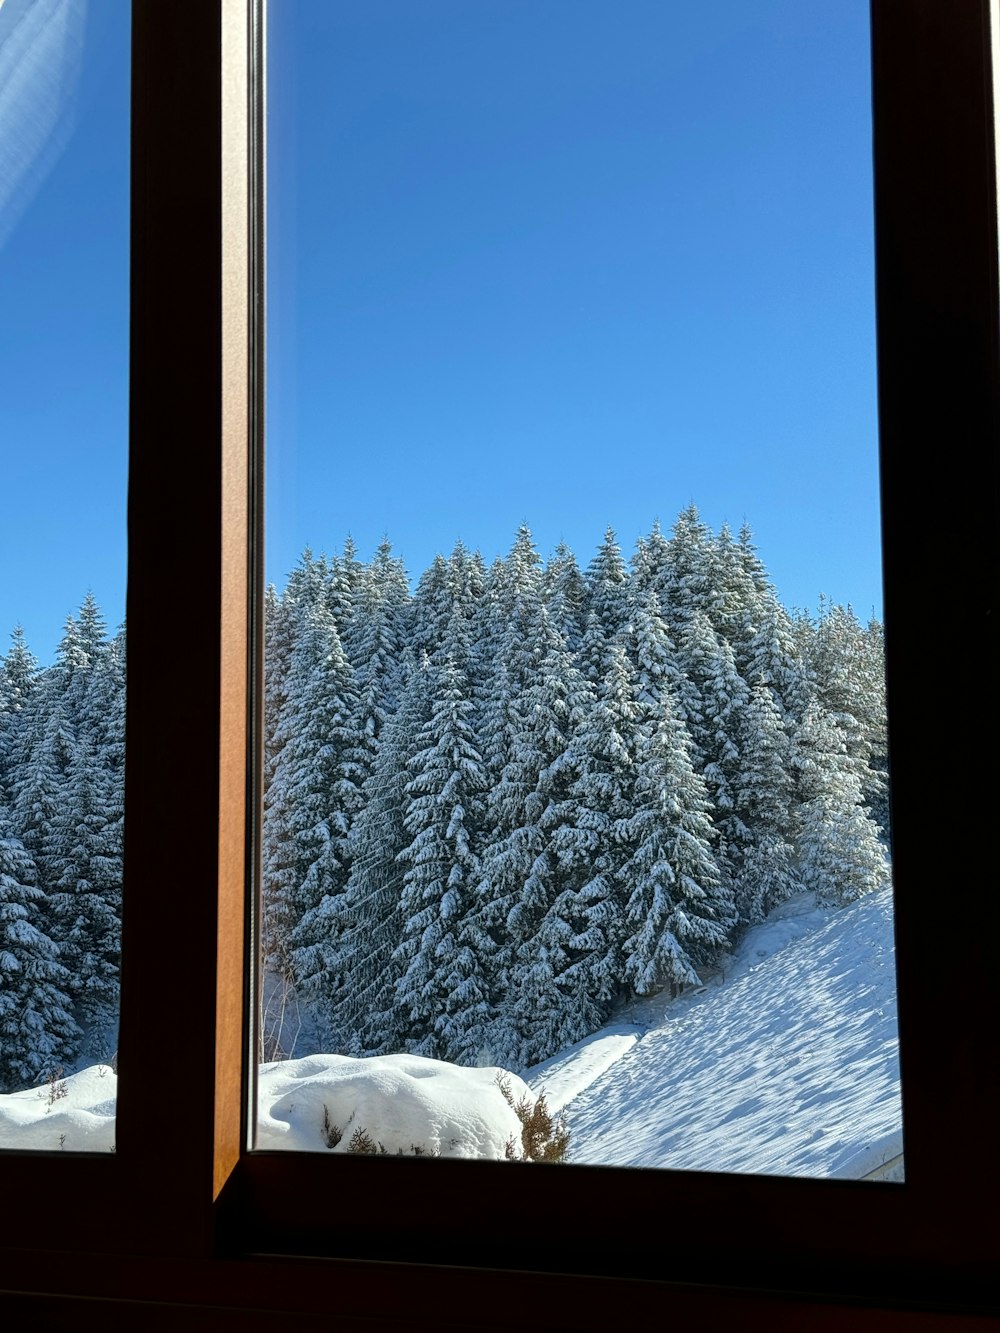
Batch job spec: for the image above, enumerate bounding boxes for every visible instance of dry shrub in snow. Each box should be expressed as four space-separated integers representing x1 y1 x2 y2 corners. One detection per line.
496 1072 570 1163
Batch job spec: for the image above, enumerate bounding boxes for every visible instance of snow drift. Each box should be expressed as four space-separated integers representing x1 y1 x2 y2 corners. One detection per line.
257 1053 535 1157
0 1053 539 1159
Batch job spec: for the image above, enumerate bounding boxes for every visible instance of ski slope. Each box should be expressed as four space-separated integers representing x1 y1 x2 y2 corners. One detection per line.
526 886 903 1179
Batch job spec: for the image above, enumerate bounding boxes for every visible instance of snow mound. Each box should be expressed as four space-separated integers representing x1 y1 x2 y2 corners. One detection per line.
0 1054 537 1160
257 1052 532 1158
0 1064 116 1152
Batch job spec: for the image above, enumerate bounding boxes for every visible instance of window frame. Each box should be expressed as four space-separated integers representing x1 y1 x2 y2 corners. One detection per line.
1 0 997 1320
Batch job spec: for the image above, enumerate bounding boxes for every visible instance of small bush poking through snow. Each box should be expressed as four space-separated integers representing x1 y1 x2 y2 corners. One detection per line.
496 1072 570 1163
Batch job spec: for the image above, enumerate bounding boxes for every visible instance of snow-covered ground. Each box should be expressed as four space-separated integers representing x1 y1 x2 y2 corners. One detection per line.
256 1053 534 1157
525 886 903 1179
1 888 902 1177
0 1062 117 1151
0 1054 537 1159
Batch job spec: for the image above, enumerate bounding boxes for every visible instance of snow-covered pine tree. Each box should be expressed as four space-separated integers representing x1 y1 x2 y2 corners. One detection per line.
264 602 365 1043
862 615 891 835
801 599 889 833
0 807 79 1092
616 687 732 996
586 526 630 643
40 599 123 1038
328 653 432 1057
731 683 799 927
283 547 332 620
658 504 715 642
745 598 814 727
12 687 75 900
327 533 364 636
261 582 300 1002
620 582 693 731
552 640 639 1019
791 703 889 905
541 541 589 651
435 542 485 676
630 518 672 594
0 627 40 809
342 537 410 773
705 522 764 658
472 606 596 1067
698 632 753 888
476 526 544 790
392 656 488 1060
409 553 454 664
46 727 122 1032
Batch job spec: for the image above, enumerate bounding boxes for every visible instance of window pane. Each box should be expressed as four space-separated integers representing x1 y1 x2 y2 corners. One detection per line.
259 0 902 1179
0 0 128 1151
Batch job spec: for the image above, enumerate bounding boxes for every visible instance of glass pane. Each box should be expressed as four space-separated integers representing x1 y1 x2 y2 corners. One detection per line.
259 0 902 1180
0 0 128 1151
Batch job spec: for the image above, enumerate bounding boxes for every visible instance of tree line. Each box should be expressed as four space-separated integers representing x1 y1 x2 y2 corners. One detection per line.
0 507 889 1092
0 598 124 1091
262 508 889 1072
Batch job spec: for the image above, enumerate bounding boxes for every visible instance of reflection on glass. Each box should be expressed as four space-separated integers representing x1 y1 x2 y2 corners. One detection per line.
0 1 128 1150
259 0 902 1178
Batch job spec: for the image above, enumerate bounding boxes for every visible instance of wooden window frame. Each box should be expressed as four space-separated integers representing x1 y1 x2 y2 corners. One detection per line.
0 0 997 1322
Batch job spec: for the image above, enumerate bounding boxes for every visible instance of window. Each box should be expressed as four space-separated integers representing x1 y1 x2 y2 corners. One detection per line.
0 0 128 1139
258 0 901 1184
0 0 996 1320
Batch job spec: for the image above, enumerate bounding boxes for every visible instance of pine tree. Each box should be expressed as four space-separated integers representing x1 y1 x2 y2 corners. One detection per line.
0 809 79 1092
343 538 410 771
15 601 125 1040
659 504 714 641
329 533 364 627
392 658 488 1060
630 518 672 594
745 598 814 726
586 526 630 642
802 599 889 833
477 526 544 790
264 603 365 1035
732 684 799 926
410 553 454 664
0 627 40 806
861 616 891 835
542 542 588 651
12 693 75 897
474 608 595 1066
617 693 732 995
326 654 431 1056
791 704 889 905
551 641 638 1018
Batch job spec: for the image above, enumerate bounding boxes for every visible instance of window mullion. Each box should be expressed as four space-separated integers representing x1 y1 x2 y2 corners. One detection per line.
114 0 254 1258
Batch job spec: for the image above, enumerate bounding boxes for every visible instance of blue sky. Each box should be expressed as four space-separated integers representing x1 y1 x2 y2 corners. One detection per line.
1 0 881 663
0 0 128 663
268 0 881 617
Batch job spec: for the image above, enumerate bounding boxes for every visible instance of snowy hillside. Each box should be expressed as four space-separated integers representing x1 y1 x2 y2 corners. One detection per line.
526 885 902 1179
1 886 902 1180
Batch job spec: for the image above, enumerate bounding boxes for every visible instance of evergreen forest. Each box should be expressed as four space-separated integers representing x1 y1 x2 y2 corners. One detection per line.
0 508 890 1092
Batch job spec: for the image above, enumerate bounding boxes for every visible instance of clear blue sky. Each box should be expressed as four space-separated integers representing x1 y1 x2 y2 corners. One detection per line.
268 0 882 618
1 0 881 664
0 0 129 664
